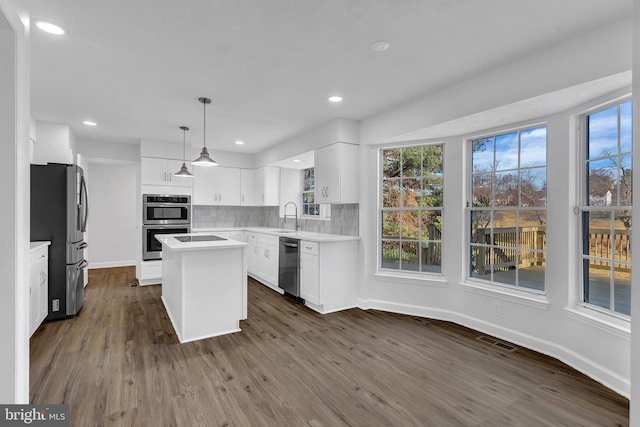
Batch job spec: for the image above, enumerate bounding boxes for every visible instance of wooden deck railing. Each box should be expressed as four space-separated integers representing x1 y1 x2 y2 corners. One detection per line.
472 226 631 273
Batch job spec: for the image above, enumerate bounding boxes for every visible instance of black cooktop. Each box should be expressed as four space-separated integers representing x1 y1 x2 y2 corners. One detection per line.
175 235 228 243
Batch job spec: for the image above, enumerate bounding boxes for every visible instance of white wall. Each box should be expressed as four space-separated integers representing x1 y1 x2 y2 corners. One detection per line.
78 139 140 163
358 18 634 397
0 0 29 403
86 162 137 269
630 0 640 423
254 118 359 167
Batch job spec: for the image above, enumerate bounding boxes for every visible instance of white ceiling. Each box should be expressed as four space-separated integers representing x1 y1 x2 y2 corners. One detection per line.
16 0 633 154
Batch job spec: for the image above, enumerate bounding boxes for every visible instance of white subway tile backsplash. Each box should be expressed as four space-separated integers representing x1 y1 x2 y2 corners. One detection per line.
192 204 359 236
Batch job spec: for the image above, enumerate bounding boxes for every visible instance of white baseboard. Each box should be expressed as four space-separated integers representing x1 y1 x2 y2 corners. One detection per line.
88 260 136 269
358 298 630 398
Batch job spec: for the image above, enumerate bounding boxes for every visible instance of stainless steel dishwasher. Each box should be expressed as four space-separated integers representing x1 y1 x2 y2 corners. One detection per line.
278 236 302 300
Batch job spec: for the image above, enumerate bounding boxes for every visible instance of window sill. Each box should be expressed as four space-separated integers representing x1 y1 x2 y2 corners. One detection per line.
375 270 447 287
460 280 549 310
564 306 630 340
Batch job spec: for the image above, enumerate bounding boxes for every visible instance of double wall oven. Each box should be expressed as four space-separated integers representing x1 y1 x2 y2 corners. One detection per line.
142 194 191 261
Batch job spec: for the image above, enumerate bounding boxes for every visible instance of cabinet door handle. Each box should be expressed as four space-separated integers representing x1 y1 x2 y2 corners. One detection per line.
219 193 222 202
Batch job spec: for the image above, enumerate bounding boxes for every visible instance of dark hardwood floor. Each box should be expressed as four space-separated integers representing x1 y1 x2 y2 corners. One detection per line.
30 267 629 426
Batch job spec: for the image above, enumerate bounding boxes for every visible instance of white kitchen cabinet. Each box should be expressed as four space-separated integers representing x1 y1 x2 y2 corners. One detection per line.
253 166 280 206
314 142 359 204
193 166 241 205
141 157 192 188
246 232 280 291
247 233 259 276
240 169 255 206
300 239 358 314
30 243 50 337
300 241 320 305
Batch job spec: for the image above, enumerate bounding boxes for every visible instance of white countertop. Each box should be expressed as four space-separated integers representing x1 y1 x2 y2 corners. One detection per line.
191 226 360 242
156 233 248 251
30 241 51 252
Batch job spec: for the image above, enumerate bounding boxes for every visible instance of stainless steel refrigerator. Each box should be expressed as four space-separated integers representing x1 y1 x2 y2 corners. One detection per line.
31 163 88 321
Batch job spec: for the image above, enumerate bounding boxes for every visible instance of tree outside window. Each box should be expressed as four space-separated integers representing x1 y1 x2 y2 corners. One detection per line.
302 167 319 216
380 144 443 273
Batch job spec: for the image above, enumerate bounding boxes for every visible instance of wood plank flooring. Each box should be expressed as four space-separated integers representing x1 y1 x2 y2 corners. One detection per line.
30 267 629 426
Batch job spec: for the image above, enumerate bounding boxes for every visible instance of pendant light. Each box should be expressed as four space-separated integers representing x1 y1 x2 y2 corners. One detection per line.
192 97 218 166
174 126 193 177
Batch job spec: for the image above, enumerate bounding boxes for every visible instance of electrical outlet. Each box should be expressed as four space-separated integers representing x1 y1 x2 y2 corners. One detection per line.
493 302 502 317
52 299 60 312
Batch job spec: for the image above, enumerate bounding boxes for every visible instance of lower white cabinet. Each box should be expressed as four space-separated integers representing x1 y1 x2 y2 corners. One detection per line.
300 242 320 305
30 243 50 337
300 239 358 314
246 232 279 291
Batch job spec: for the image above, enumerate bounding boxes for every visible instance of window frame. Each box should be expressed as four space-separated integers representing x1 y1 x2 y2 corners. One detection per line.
378 141 445 277
465 123 548 294
577 96 632 319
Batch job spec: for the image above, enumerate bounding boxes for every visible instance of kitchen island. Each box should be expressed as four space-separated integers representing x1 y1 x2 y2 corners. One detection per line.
155 233 248 343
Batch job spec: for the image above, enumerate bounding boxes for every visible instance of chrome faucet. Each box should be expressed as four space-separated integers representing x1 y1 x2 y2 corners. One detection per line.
284 201 300 231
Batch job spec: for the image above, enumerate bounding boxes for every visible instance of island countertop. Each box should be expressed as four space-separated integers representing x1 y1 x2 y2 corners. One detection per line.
155 233 249 251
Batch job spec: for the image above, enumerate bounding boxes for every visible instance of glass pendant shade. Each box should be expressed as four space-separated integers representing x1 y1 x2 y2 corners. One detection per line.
192 97 218 166
175 126 194 177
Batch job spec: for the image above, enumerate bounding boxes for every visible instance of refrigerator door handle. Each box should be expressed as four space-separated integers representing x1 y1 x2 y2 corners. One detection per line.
80 175 89 232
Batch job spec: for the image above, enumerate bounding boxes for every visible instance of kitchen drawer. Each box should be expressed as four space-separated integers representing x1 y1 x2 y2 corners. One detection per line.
258 233 279 247
141 261 162 279
300 241 319 256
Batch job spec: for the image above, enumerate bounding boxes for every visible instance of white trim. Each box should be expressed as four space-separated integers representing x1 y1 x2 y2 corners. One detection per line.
374 271 447 286
88 260 136 269
460 280 549 310
564 306 630 340
357 298 629 398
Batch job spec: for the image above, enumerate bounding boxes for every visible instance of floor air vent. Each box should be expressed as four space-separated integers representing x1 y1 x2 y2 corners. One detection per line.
476 336 517 352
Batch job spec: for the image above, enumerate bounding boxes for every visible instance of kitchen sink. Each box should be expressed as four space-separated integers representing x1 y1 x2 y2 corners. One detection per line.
273 229 297 234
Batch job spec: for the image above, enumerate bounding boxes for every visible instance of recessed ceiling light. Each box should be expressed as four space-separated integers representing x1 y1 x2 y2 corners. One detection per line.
235 140 245 145
292 159 301 163
83 120 97 126
371 40 390 52
328 95 343 103
34 21 65 35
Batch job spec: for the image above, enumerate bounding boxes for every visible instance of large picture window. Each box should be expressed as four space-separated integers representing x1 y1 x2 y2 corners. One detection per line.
468 126 547 291
380 144 443 273
580 100 632 316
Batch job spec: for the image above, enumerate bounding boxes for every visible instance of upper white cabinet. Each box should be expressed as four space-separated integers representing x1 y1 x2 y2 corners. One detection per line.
141 157 192 188
253 166 280 206
193 166 241 205
314 142 359 204
32 120 76 165
240 169 255 206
